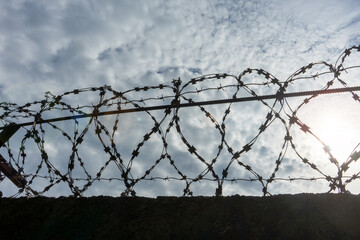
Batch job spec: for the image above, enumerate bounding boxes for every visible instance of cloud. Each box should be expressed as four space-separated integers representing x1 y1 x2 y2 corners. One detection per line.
0 0 359 197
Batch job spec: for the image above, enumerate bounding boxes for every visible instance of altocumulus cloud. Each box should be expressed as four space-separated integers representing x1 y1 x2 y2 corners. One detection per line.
0 0 360 197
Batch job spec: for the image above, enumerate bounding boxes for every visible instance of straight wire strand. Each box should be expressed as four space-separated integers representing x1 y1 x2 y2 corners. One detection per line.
1 45 360 197
1 85 360 130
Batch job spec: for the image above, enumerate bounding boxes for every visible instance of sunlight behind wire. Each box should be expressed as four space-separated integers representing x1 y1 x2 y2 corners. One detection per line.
0 46 360 198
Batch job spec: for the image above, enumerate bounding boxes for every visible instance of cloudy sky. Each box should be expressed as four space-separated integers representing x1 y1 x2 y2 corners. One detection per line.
0 0 360 197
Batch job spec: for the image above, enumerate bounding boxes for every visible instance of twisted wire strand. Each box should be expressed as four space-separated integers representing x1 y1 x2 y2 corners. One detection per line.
0 45 360 197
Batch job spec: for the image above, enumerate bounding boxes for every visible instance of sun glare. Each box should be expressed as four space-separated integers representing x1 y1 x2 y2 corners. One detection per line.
314 113 359 163
296 95 360 164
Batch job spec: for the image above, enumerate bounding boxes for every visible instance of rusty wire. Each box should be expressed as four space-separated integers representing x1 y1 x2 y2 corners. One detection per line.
0 45 360 197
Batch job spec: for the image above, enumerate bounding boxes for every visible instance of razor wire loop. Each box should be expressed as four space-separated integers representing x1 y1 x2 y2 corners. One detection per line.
0 45 360 197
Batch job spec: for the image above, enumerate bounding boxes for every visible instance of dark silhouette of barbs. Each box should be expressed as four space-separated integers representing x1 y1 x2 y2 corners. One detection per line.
0 45 360 198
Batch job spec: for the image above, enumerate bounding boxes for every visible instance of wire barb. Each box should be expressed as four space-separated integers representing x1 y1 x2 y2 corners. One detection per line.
1 45 360 197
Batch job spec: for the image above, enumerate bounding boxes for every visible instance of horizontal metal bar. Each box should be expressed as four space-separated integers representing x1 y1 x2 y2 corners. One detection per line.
1 86 359 130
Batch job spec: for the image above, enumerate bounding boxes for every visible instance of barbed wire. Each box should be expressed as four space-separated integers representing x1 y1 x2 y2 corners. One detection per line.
0 45 360 197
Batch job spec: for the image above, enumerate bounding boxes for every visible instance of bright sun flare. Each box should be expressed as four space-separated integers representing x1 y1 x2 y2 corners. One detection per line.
315 114 358 163
297 95 360 164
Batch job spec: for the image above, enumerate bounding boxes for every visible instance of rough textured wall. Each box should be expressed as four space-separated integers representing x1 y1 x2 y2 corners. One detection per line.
0 193 359 240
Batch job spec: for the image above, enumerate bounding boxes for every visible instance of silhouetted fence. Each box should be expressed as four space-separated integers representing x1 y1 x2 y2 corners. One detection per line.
1 46 360 197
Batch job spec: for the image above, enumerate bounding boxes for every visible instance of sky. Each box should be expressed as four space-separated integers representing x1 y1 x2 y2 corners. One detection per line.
0 0 360 197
